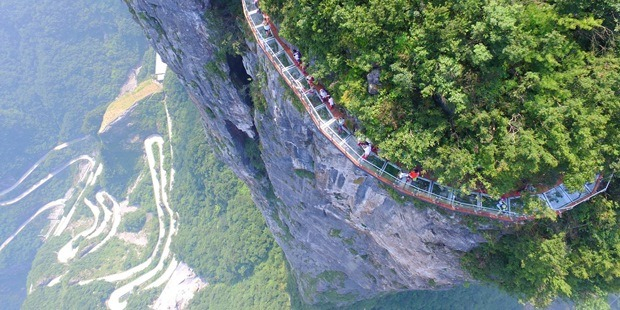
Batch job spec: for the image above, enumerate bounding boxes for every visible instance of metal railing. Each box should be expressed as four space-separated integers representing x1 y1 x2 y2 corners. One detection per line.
241 0 611 222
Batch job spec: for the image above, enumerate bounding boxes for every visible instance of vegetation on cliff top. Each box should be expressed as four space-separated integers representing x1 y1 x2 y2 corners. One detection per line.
463 179 620 308
261 0 619 196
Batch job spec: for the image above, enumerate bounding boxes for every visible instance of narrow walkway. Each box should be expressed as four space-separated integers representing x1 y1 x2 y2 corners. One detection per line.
241 0 611 222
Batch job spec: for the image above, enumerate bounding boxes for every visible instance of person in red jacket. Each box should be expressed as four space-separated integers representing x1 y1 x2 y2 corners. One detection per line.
400 168 420 184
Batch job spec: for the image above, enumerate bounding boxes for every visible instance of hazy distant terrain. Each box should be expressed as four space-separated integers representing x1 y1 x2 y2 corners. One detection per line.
0 0 145 307
0 0 145 183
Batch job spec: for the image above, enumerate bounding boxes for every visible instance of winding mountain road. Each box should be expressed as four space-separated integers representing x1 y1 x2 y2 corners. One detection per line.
0 146 96 255
86 192 122 255
57 197 102 263
107 134 177 310
53 157 98 236
0 155 95 207
0 199 66 253
87 197 112 240
0 137 88 198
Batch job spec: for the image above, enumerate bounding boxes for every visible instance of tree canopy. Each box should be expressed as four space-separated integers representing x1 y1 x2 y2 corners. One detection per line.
463 179 620 307
261 0 620 195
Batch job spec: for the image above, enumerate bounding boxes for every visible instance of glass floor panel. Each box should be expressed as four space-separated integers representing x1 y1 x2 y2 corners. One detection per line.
297 78 311 91
384 163 401 180
584 180 597 193
307 93 324 108
382 172 400 184
543 187 572 210
244 0 259 10
343 136 364 157
287 67 304 80
431 183 452 199
266 39 283 54
454 191 479 206
250 12 264 27
323 132 338 144
327 120 351 139
367 155 386 171
276 52 293 68
508 197 525 213
316 106 333 121
559 184 585 202
283 71 302 90
361 155 383 174
481 195 498 209
409 178 431 192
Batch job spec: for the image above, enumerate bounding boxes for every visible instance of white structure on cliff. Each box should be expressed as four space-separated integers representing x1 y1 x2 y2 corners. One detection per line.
155 53 168 82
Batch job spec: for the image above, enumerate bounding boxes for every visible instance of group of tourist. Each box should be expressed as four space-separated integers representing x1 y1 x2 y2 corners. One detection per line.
317 88 335 108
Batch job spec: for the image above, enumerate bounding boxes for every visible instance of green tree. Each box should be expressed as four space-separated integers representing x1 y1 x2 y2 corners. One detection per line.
463 177 620 307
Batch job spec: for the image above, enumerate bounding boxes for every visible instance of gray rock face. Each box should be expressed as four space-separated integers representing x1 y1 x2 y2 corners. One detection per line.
367 68 381 95
124 0 485 305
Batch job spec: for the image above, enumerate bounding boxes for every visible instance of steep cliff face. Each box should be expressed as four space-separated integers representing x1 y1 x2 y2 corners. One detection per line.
124 0 486 304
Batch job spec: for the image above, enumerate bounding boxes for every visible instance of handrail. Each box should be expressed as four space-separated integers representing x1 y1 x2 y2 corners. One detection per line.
240 0 610 222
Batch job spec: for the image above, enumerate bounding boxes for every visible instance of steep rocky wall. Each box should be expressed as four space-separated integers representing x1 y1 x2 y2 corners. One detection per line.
123 0 485 304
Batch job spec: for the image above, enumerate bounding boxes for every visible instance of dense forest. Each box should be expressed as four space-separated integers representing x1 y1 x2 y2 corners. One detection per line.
462 179 620 308
260 0 619 196
0 0 145 183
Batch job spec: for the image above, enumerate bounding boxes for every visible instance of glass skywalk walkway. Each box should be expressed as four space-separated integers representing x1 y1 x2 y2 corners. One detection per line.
242 0 612 221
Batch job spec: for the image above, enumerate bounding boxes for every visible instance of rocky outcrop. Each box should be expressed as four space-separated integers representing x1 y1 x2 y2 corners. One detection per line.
123 0 485 305
367 68 381 95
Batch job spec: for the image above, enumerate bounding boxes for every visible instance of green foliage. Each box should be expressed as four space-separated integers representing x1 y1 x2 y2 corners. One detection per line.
19 55 165 310
98 90 164 199
188 246 292 309
294 169 315 180
243 135 267 176
137 48 157 83
576 296 612 310
463 177 620 307
261 0 620 197
0 159 81 309
328 229 342 238
125 286 162 309
120 209 147 233
340 284 521 310
165 74 294 307
22 280 114 310
203 1 245 63
0 0 145 307
249 70 268 113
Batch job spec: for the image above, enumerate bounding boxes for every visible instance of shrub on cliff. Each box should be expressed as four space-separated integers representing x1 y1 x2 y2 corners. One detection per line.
463 177 620 307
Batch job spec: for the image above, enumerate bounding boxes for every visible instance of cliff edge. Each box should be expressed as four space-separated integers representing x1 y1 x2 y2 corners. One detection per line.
123 0 485 304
